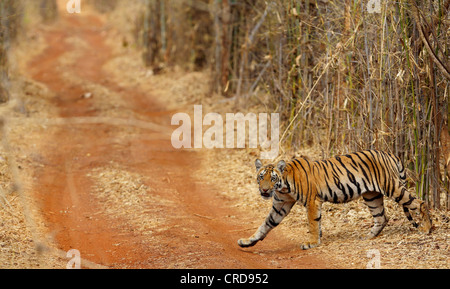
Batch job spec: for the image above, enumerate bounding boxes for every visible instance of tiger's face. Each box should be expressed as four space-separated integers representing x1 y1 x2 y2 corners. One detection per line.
255 159 286 200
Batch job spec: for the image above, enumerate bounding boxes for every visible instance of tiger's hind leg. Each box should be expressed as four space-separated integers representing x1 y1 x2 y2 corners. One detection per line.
363 191 389 239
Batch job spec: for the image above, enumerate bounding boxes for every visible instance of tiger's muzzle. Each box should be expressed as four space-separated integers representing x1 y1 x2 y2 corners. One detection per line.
259 188 273 200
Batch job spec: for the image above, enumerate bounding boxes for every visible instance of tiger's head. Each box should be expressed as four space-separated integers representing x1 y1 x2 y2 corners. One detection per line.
255 159 287 200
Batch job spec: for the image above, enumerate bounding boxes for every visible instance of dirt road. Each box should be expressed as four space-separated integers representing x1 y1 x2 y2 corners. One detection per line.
24 7 332 268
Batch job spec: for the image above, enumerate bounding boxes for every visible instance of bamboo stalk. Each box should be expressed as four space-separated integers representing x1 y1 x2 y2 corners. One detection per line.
408 0 450 80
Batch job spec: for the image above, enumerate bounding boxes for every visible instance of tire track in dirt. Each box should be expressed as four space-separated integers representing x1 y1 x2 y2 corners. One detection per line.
26 9 332 268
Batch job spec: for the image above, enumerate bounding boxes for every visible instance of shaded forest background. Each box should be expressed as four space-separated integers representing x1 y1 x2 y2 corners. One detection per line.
0 0 449 210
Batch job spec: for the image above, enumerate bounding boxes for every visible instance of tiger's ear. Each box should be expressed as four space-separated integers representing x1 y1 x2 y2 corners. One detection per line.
276 160 286 173
255 159 263 171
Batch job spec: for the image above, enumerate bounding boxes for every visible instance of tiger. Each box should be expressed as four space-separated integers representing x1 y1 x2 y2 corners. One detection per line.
238 150 432 250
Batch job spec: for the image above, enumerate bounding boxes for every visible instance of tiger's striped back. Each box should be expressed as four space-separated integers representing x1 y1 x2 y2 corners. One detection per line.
305 150 406 204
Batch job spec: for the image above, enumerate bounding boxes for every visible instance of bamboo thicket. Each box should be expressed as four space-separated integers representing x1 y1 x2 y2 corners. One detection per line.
138 0 213 70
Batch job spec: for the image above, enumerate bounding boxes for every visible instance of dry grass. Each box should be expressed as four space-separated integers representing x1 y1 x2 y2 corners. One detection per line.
0 79 68 269
0 14 82 268
0 150 38 268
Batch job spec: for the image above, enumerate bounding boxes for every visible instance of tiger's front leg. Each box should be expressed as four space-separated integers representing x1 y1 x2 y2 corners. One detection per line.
301 198 322 250
238 197 295 248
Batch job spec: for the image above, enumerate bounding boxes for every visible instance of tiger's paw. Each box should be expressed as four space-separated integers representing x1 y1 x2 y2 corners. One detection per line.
238 238 258 248
363 233 378 240
418 221 432 234
300 242 319 250
418 204 432 234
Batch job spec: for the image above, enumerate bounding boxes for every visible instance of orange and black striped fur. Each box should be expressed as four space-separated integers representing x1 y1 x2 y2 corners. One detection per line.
238 150 432 250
